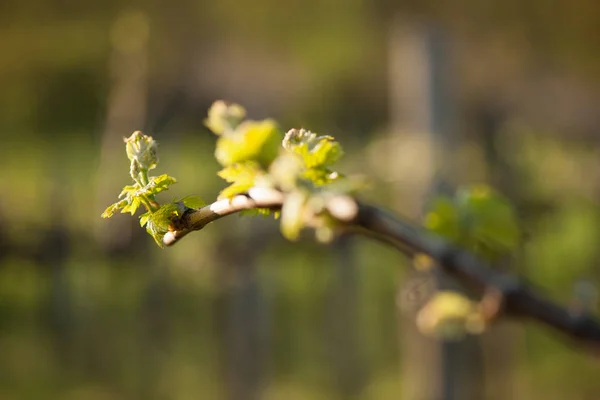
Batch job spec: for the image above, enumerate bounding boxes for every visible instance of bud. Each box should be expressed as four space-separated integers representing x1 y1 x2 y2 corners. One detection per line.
416 291 485 340
205 101 246 135
124 131 158 171
282 128 316 150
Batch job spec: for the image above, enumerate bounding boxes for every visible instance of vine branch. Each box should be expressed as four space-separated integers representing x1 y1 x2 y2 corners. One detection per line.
165 187 600 348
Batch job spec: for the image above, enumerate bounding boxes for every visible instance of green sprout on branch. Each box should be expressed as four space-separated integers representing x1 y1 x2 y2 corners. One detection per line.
101 102 362 246
205 100 360 241
101 131 204 246
102 102 519 256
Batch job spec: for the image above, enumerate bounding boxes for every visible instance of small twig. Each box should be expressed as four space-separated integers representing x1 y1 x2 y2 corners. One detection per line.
353 203 600 348
164 188 600 348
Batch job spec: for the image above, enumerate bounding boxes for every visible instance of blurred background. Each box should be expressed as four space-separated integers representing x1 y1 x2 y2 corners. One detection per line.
2 0 600 399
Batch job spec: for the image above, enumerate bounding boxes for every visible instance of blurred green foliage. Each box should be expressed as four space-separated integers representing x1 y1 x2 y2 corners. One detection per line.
425 185 520 261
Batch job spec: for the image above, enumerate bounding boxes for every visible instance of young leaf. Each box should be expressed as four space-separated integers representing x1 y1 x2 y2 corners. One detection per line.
118 184 139 199
282 129 344 186
101 199 129 218
147 174 177 194
176 195 206 209
217 161 262 199
283 129 343 168
301 168 342 186
121 196 142 216
303 136 343 168
215 120 282 167
139 211 151 227
143 203 181 247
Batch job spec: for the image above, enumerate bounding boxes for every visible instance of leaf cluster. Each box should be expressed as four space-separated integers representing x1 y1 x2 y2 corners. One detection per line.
204 101 360 241
102 102 520 262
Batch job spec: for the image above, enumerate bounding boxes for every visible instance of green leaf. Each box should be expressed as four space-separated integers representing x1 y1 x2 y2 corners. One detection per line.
101 199 129 218
177 195 206 209
301 168 341 186
425 185 520 260
139 211 151 227
283 129 343 168
217 161 261 182
143 203 181 247
219 181 254 200
215 120 282 167
456 185 520 257
304 137 343 168
281 129 344 187
425 197 461 242
142 174 177 197
149 174 177 190
118 184 139 199
217 162 262 199
121 196 142 215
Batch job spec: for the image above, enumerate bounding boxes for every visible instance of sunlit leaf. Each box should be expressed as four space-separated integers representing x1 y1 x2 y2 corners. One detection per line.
215 120 282 167
283 129 343 169
303 137 343 168
177 195 206 209
139 211 151 227
121 196 141 215
149 174 177 190
101 199 129 218
301 168 341 186
217 161 261 182
118 184 139 199
217 162 262 199
143 203 181 247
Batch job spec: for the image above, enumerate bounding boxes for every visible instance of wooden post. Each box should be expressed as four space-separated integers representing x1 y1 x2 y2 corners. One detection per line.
472 100 519 400
215 221 272 400
389 19 484 400
327 235 367 399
